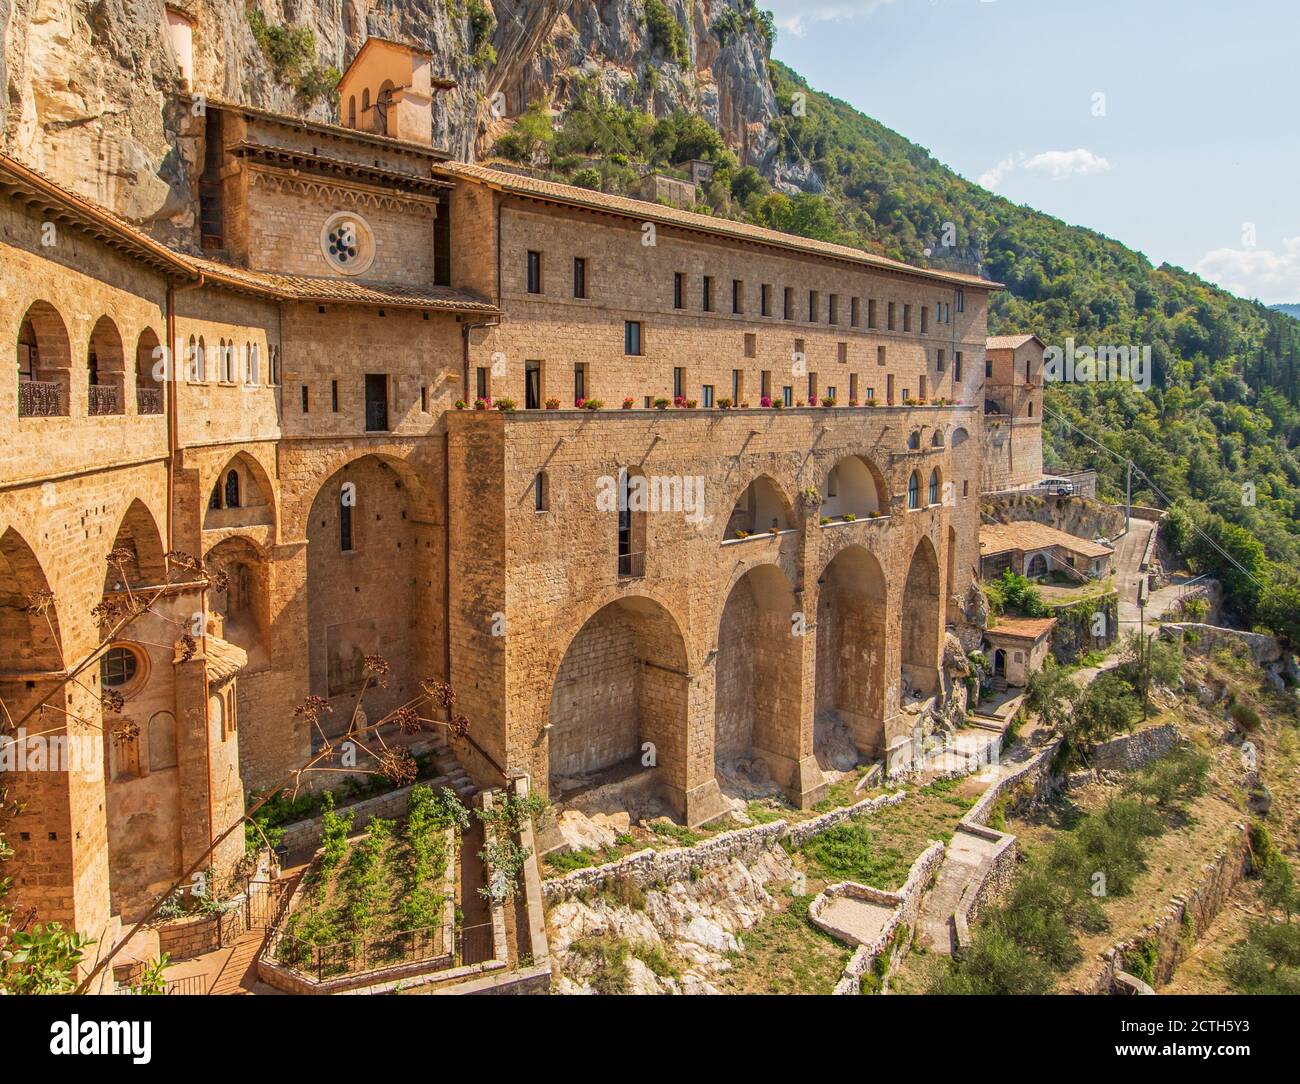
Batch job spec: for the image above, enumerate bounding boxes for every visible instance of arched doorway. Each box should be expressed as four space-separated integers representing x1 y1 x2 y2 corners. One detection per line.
1027 552 1048 578
901 536 941 699
724 475 791 539
815 545 888 762
714 565 801 796
547 596 689 810
86 315 125 416
205 536 270 668
993 648 1007 678
134 328 164 414
820 455 886 522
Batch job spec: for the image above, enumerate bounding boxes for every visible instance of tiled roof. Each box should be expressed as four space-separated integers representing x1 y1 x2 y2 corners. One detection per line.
986 334 1043 350
191 258 499 313
980 521 1115 559
438 161 1002 291
0 152 497 315
202 635 248 682
986 615 1058 642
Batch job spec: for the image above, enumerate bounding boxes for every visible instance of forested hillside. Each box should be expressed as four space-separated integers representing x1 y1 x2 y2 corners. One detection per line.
493 48 1300 641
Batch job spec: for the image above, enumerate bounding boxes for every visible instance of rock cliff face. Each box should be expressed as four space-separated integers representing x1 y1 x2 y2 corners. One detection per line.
2 0 780 234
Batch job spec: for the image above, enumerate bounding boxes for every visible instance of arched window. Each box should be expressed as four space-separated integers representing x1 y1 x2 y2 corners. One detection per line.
225 469 240 508
1028 553 1048 578
928 469 940 505
931 429 945 447
1027 400 1034 417
907 429 921 450
249 343 261 385
907 472 920 509
17 319 39 379
348 95 357 127
208 483 221 510
148 711 177 771
534 471 548 512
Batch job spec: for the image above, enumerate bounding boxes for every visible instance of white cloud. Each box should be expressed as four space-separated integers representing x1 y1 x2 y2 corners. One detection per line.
769 0 897 38
978 148 1113 189
1194 237 1300 306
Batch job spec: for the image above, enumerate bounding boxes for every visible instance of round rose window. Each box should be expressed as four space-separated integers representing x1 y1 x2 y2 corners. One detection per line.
320 212 376 276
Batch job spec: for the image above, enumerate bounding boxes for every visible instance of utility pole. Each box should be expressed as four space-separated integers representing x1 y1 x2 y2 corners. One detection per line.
1125 460 1132 533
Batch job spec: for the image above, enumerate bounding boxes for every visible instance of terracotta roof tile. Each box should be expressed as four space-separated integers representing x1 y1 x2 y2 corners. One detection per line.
438 161 1003 291
985 334 1043 350
980 521 1114 559
986 615 1057 641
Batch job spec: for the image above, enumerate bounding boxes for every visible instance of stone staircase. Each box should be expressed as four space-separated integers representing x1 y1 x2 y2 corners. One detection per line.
915 828 1002 955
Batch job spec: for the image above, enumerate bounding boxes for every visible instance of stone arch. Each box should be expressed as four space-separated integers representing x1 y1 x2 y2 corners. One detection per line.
814 545 888 762
907 470 921 509
821 455 887 520
87 314 125 416
984 399 1003 415
134 327 164 414
104 499 167 592
204 535 270 669
16 300 71 416
713 564 802 797
0 527 64 682
1027 552 1048 578
723 474 792 539
306 454 436 731
931 428 945 448
546 595 690 809
928 467 941 506
204 451 276 531
901 536 941 699
951 426 970 448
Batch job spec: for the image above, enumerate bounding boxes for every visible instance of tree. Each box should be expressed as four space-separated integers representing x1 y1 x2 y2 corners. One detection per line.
1024 663 1079 731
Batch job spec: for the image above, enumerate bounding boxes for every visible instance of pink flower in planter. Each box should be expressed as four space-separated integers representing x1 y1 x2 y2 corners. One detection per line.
760 395 773 408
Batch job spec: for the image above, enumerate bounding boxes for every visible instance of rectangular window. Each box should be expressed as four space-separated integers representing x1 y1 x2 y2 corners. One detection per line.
808 290 819 322
866 386 875 401
782 385 793 407
674 272 685 309
624 321 642 356
574 363 586 403
732 369 743 402
829 294 839 325
903 304 912 333
919 375 928 400
732 279 744 314
826 385 837 401
808 372 818 402
702 384 715 408
887 374 895 405
761 284 772 317
887 302 896 331
573 257 587 299
985 358 994 378
476 367 489 401
301 384 309 413
525 361 541 409
673 367 684 399
837 342 848 364
920 306 929 334
937 348 946 373
877 345 886 366
849 373 858 401
364 373 388 432
331 379 339 413
702 276 713 312
903 387 910 402
340 500 353 553
963 480 970 497
527 250 542 294
868 299 878 329
851 297 861 327
744 333 757 358
761 370 771 398
954 352 963 382
956 288 965 313
420 385 428 413
784 287 794 320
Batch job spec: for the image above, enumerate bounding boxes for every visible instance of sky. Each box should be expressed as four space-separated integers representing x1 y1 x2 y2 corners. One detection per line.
764 0 1300 304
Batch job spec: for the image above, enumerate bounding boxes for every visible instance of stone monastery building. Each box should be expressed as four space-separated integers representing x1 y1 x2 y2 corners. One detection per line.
0 30 1044 954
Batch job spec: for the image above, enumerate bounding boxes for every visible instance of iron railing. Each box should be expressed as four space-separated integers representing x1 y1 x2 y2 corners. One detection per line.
89 384 122 415
17 379 63 417
137 387 163 414
617 550 646 578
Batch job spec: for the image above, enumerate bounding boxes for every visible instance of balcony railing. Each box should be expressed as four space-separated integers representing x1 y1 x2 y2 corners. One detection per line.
137 387 163 415
17 380 64 417
88 384 122 416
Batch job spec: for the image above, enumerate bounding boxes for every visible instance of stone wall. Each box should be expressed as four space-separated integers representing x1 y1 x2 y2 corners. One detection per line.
1090 722 1180 773
541 791 907 902
154 903 247 962
1076 823 1251 993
